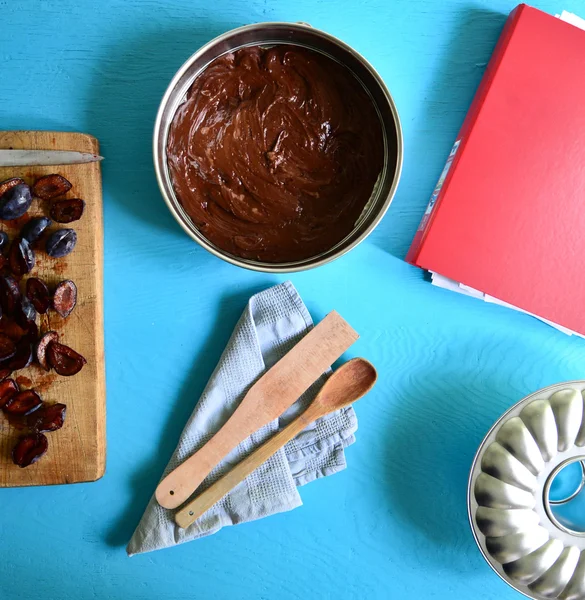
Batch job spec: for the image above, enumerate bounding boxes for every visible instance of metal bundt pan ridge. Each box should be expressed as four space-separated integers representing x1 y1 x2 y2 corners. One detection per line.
468 381 585 600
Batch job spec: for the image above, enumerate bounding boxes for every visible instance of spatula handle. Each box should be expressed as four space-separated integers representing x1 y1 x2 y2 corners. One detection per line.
155 413 258 510
174 405 321 529
156 311 358 510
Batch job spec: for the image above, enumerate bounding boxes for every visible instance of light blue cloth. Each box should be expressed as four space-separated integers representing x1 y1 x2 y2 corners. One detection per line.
127 281 358 555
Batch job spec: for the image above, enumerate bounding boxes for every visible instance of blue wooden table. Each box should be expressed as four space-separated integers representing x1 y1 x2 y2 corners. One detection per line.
3 1 585 598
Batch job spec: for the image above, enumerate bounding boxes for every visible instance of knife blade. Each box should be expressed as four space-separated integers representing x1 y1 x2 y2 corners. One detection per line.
0 150 104 167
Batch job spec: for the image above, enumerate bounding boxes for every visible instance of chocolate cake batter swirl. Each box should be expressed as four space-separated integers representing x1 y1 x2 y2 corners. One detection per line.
167 45 384 263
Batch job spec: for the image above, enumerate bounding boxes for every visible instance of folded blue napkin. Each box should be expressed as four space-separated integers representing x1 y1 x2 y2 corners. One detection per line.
127 281 357 555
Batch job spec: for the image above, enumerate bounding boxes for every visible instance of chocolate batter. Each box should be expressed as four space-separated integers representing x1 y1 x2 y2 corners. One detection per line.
167 45 384 263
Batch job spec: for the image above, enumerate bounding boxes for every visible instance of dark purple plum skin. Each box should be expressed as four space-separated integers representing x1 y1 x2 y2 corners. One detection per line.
20 296 36 322
26 277 50 314
0 231 9 253
46 229 77 258
21 217 51 244
0 275 21 313
9 237 35 276
0 184 32 220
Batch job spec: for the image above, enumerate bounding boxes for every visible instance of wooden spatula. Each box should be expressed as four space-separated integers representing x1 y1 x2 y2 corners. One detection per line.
175 357 377 529
155 311 359 510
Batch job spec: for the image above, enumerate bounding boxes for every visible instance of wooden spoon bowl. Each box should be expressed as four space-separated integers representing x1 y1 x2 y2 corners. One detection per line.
175 357 377 529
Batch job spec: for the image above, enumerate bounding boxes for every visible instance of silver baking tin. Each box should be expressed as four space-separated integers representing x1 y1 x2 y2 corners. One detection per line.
153 22 403 273
468 381 585 600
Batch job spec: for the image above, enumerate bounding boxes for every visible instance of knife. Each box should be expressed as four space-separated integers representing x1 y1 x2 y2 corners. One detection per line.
0 149 104 167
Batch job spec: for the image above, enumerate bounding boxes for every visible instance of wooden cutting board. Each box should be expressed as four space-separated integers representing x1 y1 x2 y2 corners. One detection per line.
0 131 105 487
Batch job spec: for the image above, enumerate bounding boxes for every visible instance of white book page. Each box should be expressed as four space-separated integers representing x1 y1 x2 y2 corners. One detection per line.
430 273 583 338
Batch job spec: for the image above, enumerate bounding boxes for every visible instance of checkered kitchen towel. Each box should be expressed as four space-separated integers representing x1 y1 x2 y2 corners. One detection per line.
127 281 357 555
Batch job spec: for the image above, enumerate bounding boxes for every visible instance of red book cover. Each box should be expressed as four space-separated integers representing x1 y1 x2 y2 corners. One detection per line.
407 5 585 336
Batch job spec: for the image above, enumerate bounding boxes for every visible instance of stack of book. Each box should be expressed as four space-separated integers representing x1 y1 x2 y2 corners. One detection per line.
407 5 585 337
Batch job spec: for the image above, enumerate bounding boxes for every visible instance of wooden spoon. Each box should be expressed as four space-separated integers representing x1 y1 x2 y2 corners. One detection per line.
156 311 359 509
175 358 377 529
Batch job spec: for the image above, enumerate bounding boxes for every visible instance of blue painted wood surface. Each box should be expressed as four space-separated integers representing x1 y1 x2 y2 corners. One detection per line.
2 1 585 598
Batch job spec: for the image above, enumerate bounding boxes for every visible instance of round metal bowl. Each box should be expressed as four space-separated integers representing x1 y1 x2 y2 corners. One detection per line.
153 22 403 273
468 381 585 600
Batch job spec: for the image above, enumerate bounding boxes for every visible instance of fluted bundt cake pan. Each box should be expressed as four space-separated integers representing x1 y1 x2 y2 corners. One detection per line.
469 381 585 600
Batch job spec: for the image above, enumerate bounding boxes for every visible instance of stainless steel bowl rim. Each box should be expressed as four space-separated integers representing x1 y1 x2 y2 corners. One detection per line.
153 21 403 273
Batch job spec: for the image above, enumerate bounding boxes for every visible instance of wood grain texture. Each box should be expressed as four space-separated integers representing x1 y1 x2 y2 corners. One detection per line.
156 310 359 509
3 2 585 600
0 131 105 487
175 358 376 528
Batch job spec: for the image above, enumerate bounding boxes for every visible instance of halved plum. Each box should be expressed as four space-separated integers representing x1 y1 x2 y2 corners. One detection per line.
0 378 18 408
36 331 59 371
0 317 26 342
53 280 77 318
20 216 51 245
0 275 21 314
0 184 32 220
5 339 33 371
28 403 66 433
26 277 50 314
12 433 48 467
4 389 42 415
47 342 86 376
46 229 76 258
19 296 36 324
0 333 16 361
0 177 24 198
32 174 72 200
9 237 35 276
50 198 85 223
